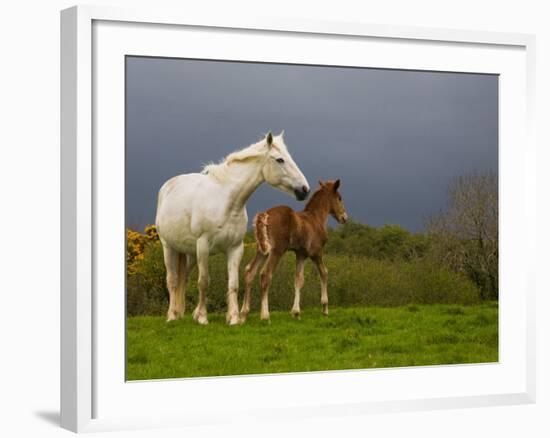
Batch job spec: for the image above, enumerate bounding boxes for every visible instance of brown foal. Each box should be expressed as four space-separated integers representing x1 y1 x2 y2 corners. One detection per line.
240 179 348 322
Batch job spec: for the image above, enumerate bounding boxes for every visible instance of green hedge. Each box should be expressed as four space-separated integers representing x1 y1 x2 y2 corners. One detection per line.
127 241 480 316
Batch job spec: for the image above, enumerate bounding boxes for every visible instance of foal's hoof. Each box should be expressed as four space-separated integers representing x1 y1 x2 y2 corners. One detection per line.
196 315 208 325
290 310 301 320
192 308 208 325
322 306 329 316
238 312 249 325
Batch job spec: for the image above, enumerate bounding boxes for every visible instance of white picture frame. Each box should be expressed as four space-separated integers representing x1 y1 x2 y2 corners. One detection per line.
60 4 536 433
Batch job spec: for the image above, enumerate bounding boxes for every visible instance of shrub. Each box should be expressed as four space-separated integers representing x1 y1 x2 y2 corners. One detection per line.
127 225 159 275
325 220 430 261
127 241 168 316
126 229 480 316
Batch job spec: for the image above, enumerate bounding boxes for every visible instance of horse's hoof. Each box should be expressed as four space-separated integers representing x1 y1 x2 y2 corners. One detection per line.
291 310 301 320
226 313 240 326
238 313 248 324
166 311 179 322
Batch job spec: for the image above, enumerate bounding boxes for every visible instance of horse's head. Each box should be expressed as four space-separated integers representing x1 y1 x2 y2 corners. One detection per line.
262 131 310 201
320 179 348 224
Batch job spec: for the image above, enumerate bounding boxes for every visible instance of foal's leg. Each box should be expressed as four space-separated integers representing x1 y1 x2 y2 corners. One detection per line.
313 255 329 316
192 236 209 325
259 252 282 321
291 254 306 319
163 243 181 322
226 243 244 325
239 250 267 323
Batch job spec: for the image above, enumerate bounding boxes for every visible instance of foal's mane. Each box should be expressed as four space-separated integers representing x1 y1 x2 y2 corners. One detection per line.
201 135 285 182
304 185 331 213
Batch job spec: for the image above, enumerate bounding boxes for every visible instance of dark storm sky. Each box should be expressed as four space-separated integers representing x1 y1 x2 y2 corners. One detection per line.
126 56 498 232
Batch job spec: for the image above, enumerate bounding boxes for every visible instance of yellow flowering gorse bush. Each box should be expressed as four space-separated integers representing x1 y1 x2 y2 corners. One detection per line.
127 224 159 275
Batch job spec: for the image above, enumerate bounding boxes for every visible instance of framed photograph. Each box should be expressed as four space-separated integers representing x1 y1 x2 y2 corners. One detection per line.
61 5 536 433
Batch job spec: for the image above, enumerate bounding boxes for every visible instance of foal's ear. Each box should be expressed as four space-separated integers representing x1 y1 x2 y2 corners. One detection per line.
333 179 341 191
266 132 273 147
318 180 325 188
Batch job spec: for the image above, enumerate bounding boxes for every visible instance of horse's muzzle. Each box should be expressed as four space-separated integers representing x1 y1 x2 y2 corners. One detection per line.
294 186 310 201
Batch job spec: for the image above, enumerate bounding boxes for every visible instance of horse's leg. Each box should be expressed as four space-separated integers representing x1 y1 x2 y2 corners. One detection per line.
291 254 306 319
186 254 196 277
313 254 329 316
162 243 180 322
239 250 267 323
225 243 244 325
172 253 196 318
170 253 187 319
259 252 282 321
182 254 196 316
192 236 209 325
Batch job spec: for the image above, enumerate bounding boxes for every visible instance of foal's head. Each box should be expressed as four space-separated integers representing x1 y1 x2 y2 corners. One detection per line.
319 179 348 224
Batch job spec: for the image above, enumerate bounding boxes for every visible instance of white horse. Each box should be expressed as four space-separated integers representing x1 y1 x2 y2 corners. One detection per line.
155 132 310 325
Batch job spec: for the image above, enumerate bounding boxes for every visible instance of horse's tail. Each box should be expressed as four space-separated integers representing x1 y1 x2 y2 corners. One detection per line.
253 212 271 255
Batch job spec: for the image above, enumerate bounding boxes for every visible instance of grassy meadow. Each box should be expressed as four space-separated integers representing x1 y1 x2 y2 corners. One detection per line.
127 303 498 380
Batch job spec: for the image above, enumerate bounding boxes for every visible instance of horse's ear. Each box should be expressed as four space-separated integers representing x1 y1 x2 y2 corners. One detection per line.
266 132 273 147
333 179 341 191
318 180 325 188
279 129 285 139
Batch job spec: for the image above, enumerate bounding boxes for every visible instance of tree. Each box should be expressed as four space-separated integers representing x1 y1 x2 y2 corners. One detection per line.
427 171 498 299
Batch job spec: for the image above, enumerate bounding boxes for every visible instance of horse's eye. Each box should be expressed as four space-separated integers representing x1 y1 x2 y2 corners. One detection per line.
276 158 285 164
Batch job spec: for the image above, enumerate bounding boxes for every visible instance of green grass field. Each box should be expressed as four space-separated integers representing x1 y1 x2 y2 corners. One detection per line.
126 302 498 380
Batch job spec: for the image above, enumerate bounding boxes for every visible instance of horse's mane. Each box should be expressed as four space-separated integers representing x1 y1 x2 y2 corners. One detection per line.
202 135 285 182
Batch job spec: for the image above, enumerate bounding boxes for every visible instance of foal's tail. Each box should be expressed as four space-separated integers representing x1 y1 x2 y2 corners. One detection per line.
253 212 271 255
